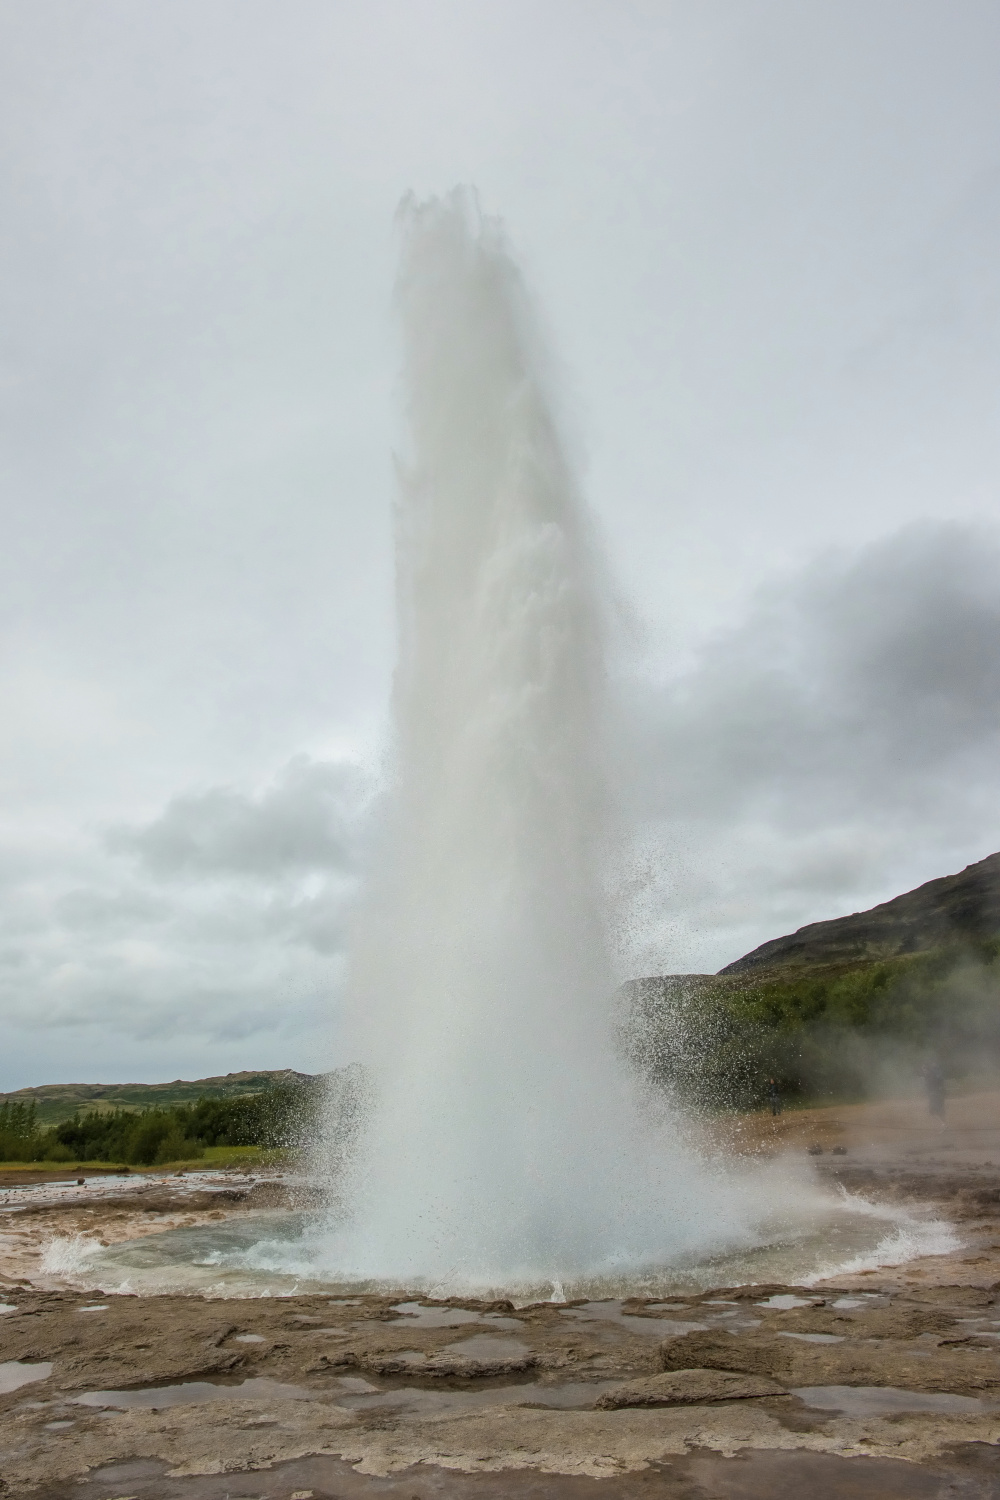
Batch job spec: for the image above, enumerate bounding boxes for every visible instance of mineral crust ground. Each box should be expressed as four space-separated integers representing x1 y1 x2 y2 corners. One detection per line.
5 1092 1000 1498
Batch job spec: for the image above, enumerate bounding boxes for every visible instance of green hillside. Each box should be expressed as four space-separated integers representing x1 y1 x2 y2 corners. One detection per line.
0 1069 315 1127
721 852 1000 973
623 852 1000 1108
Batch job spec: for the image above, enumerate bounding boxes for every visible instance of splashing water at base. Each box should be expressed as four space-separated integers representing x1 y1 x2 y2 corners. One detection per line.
40 1190 959 1299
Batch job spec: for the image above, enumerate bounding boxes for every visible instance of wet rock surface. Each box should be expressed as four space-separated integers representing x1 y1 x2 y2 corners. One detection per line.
596 1369 787 1408
5 1276 1000 1494
7 1095 1000 1494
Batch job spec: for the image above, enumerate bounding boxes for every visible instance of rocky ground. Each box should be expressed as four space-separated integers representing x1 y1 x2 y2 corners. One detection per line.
5 1093 1000 1498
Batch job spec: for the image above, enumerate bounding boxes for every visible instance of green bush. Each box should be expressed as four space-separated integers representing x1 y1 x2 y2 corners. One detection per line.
619 941 1000 1110
48 1077 326 1165
0 1100 46 1161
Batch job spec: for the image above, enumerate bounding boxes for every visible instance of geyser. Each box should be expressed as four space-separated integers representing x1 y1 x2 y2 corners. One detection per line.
42 195 954 1305
314 192 838 1293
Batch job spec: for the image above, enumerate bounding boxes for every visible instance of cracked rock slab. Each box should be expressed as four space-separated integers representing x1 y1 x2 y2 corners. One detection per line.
596 1367 787 1408
659 1329 1000 1392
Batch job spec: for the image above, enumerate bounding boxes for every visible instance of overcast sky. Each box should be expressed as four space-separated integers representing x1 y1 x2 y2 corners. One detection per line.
2 1 999 1088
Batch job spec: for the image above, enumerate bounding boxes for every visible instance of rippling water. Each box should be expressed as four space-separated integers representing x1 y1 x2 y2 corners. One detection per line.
41 1193 959 1300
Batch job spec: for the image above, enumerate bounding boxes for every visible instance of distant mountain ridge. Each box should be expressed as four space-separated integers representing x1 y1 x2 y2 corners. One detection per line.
620 851 1000 1107
0 1069 315 1127
720 851 1000 976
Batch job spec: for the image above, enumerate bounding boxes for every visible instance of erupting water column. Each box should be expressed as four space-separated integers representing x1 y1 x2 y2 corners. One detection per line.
323 192 753 1292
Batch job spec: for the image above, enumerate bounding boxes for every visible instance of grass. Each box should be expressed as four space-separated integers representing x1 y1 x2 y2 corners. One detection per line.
0 1146 291 1173
198 1145 290 1167
0 1159 132 1172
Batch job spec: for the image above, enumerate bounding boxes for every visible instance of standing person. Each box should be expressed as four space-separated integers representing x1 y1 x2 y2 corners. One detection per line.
923 1058 945 1120
768 1078 782 1118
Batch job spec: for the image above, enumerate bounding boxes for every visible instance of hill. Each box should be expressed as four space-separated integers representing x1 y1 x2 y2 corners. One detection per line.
720 851 1000 975
622 852 1000 1107
0 1069 315 1127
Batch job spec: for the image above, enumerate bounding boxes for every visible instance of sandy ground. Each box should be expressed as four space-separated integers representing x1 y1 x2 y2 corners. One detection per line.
4 1094 1000 1498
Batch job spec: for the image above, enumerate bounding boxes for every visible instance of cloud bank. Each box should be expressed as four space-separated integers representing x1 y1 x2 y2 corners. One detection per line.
110 758 363 879
621 523 1000 975
0 759 367 1087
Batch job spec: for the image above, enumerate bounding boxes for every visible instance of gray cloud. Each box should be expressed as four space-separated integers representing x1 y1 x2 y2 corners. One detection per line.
0 760 366 1085
638 522 1000 822
109 757 366 879
621 523 1000 977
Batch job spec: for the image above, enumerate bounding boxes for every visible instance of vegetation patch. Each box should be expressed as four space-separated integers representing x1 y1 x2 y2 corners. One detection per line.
620 939 1000 1108
0 1077 327 1166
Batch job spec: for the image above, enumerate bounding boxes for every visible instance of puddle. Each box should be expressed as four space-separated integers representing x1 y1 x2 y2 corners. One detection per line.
0 1303 16 1314
73 1377 317 1410
78 1304 108 1313
703 1309 761 1329
794 1385 989 1416
778 1332 845 1344
559 1301 707 1338
390 1301 524 1331
831 1297 872 1309
336 1380 622 1414
69 1371 618 1415
0 1361 53 1394
756 1294 815 1310
233 1333 266 1343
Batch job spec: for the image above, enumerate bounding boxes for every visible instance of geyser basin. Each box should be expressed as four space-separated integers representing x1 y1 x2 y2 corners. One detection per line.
42 1191 956 1299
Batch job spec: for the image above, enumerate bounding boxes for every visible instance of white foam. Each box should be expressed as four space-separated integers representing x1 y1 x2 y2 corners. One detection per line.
40 1234 101 1279
803 1195 961 1283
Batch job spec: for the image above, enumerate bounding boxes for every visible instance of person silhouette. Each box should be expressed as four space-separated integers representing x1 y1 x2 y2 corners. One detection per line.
923 1059 945 1120
768 1078 782 1118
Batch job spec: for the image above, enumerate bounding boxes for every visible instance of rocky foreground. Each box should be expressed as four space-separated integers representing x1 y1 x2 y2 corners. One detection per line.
5 1094 1000 1498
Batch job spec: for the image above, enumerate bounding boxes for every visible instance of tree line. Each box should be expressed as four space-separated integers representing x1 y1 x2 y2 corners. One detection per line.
0 1078 325 1166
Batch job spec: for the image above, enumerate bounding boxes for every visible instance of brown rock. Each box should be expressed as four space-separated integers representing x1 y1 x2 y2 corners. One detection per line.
905 1285 995 1307
597 1368 786 1408
771 1306 954 1339
363 1349 538 1378
661 1331 795 1378
660 1327 1000 1393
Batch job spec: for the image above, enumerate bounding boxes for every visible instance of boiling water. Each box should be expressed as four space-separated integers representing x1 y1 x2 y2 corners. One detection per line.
41 1195 958 1299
